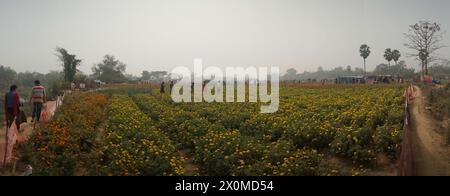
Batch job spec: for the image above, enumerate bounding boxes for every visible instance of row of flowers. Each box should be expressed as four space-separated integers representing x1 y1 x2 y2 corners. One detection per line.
27 85 402 175
96 94 185 176
132 85 405 175
24 93 108 175
132 95 341 175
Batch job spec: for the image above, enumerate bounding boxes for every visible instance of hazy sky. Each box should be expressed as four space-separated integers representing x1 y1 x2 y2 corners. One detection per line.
1 0 449 75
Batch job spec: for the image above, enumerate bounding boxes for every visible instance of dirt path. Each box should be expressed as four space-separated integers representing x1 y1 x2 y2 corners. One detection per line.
19 101 57 142
410 86 450 176
0 101 57 143
179 149 199 176
1 101 57 173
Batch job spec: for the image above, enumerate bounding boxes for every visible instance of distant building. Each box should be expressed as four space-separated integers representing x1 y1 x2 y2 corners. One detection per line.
336 76 366 84
336 75 405 84
79 83 86 89
94 80 105 85
366 75 403 84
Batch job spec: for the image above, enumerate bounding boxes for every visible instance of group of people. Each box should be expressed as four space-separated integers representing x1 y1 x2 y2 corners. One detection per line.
3 80 46 129
160 80 175 94
160 80 209 95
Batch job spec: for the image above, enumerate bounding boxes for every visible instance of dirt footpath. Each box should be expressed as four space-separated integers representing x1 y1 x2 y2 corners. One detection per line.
0 101 57 171
410 87 450 176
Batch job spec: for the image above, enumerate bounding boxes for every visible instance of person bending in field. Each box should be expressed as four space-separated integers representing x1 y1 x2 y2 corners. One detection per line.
4 85 20 128
30 80 46 123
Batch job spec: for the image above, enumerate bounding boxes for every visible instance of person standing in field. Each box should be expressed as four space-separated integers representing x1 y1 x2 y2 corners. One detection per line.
160 81 165 94
4 85 20 128
30 80 46 123
169 80 174 95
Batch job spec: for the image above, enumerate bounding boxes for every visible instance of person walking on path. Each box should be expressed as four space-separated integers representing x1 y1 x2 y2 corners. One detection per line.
4 85 20 129
30 80 46 123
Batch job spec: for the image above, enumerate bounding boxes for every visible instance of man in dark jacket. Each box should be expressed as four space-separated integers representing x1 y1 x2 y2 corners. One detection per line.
4 85 20 128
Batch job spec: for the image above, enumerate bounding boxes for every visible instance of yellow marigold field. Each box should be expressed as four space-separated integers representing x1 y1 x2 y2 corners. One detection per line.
131 85 405 175
97 94 185 176
24 93 108 176
21 85 406 176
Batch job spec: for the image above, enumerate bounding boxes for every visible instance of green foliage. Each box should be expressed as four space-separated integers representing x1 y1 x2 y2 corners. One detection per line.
282 66 365 81
141 71 151 80
384 48 393 65
49 79 65 99
372 61 417 78
383 48 401 67
392 50 401 64
428 85 450 120
56 47 82 83
140 71 168 81
429 60 450 79
92 55 127 84
0 65 17 91
359 44 371 60
0 66 65 123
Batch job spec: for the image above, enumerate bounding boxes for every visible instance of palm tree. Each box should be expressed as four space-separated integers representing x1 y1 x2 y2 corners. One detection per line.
384 48 393 67
359 44 371 77
392 50 401 65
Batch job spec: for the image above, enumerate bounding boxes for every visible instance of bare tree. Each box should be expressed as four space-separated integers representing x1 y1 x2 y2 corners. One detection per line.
404 21 445 76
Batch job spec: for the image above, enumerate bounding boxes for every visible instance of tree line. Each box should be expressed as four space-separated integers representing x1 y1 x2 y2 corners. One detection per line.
283 20 447 81
1 48 170 96
55 47 168 84
2 20 448 87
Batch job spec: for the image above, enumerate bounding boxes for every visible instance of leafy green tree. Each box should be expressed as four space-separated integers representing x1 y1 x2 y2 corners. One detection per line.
373 61 416 78
92 55 127 83
429 59 450 79
354 67 364 75
149 71 168 81
17 72 45 87
317 66 324 72
346 65 352 72
282 66 367 81
141 71 151 81
282 68 298 81
73 72 88 84
56 47 82 83
0 65 17 91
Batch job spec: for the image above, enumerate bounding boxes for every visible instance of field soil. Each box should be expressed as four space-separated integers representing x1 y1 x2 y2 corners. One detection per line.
410 86 450 176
